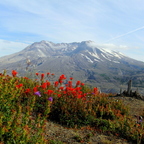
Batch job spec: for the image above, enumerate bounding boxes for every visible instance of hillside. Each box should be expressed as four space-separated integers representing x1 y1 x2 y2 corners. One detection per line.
44 96 144 144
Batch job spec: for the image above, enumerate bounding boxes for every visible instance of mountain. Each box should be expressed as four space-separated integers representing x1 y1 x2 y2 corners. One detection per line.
1 40 144 93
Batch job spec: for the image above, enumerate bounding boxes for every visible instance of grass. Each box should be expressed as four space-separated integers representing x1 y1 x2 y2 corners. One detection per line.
0 70 144 144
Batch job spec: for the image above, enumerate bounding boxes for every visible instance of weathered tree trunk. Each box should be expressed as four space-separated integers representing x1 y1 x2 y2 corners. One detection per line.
127 80 132 95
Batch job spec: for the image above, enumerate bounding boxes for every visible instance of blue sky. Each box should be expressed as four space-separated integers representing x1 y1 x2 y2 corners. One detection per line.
0 0 144 61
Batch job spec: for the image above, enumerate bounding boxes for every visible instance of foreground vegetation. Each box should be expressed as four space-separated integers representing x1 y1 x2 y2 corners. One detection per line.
0 70 144 144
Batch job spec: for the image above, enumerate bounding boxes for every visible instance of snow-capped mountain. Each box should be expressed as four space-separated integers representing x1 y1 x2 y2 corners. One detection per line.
1 40 144 93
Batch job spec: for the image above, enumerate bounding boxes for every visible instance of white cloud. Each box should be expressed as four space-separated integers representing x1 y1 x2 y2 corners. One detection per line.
87 42 129 51
0 39 29 56
0 0 102 41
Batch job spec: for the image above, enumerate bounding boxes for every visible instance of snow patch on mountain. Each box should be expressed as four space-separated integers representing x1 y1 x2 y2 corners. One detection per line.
112 52 123 59
113 61 120 63
101 53 111 61
94 59 100 62
81 54 93 63
85 56 93 63
38 49 46 57
100 49 114 57
88 52 100 60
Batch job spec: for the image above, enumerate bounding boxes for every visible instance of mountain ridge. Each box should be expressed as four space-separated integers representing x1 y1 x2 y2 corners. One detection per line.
0 40 144 93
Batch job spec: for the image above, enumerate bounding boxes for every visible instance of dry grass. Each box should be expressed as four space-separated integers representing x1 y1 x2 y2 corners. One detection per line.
45 120 130 144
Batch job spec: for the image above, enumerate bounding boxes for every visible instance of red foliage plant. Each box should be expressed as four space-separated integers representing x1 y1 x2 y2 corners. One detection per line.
12 70 18 77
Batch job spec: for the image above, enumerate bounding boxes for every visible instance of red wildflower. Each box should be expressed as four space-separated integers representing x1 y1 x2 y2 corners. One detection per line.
33 87 38 92
65 87 70 92
70 77 73 80
46 81 51 86
35 73 39 76
46 90 54 95
41 73 45 80
40 82 47 89
23 77 29 79
81 83 85 86
57 94 61 98
65 87 74 92
63 91 67 94
83 93 87 97
51 73 55 76
47 72 50 76
54 81 59 87
68 81 72 87
77 94 82 99
59 87 64 91
25 88 31 94
19 84 23 87
72 91 77 96
76 80 81 86
75 87 81 91
93 87 98 94
65 84 68 87
59 74 66 82
12 70 18 77
16 83 23 88
59 80 63 84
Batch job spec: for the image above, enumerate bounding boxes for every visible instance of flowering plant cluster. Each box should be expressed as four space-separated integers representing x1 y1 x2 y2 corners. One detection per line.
0 70 144 143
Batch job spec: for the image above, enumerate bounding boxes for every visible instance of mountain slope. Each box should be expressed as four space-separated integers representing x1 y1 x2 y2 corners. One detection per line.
1 40 144 93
